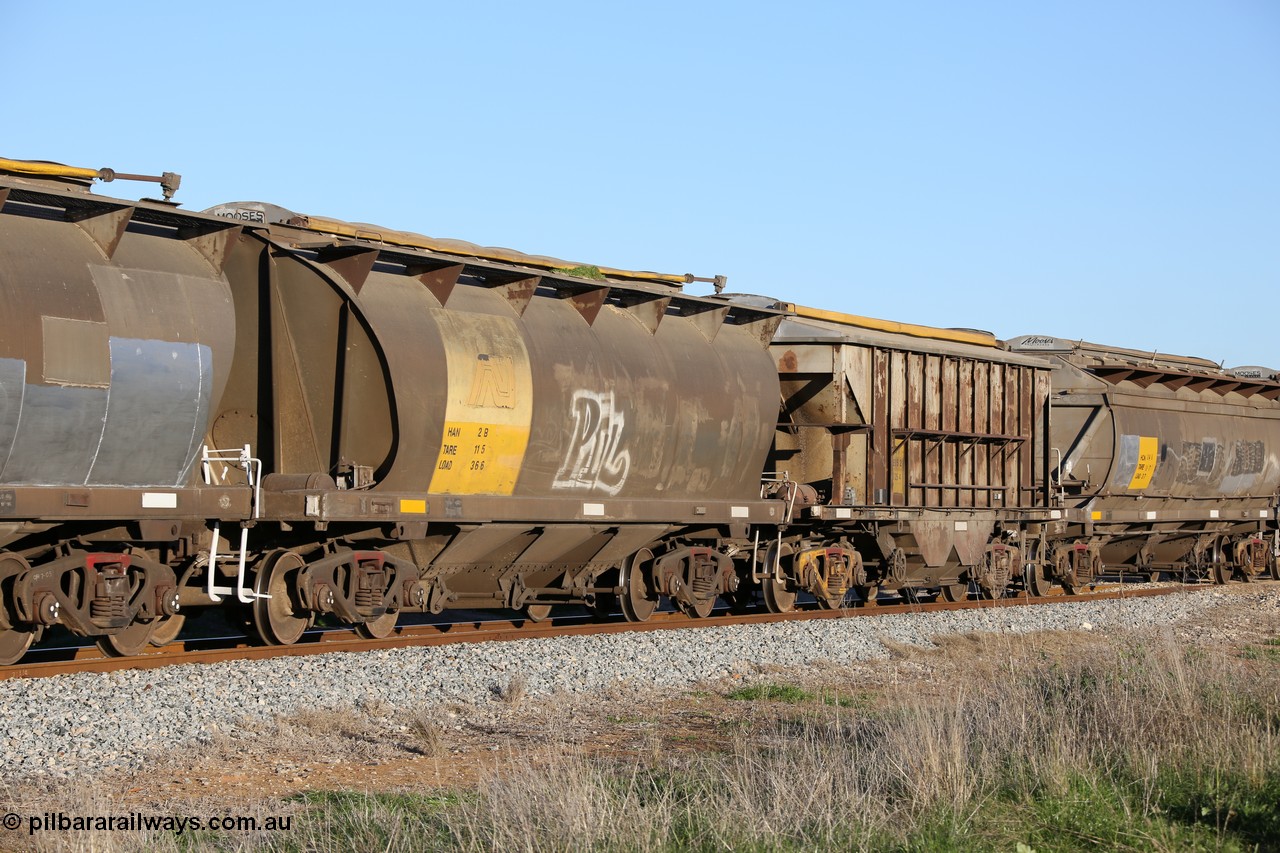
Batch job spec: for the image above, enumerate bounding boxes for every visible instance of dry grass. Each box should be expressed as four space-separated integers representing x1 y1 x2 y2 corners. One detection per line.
432 633 1280 851
494 673 528 705
4 604 1279 851
407 710 446 757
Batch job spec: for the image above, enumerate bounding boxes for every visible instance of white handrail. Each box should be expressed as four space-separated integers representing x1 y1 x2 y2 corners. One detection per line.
201 444 267 603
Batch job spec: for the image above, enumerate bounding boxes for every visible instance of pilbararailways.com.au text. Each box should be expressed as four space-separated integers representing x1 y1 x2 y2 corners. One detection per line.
6 811 292 835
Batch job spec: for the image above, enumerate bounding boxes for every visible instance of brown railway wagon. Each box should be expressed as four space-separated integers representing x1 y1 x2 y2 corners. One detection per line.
206 199 785 632
1008 335 1280 588
0 161 788 660
726 297 1056 607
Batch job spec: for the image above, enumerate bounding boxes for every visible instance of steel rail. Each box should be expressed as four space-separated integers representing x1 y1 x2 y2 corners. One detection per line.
0 582 1225 682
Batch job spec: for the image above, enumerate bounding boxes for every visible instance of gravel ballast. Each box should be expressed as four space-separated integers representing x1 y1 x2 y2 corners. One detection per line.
1 588 1275 780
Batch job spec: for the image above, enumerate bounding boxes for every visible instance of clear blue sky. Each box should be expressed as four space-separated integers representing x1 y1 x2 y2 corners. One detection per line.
8 1 1278 366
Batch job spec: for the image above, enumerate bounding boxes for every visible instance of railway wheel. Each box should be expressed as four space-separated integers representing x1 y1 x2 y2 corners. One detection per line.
761 540 797 613
148 614 186 647
762 577 797 613
855 585 880 607
1209 541 1233 585
0 626 39 666
621 549 659 623
1026 566 1055 597
99 620 157 657
0 555 39 664
357 611 399 639
152 557 201 646
252 551 313 645
941 582 969 602
524 604 553 623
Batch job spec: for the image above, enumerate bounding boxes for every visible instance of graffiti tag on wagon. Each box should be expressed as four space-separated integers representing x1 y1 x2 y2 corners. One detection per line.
553 390 630 495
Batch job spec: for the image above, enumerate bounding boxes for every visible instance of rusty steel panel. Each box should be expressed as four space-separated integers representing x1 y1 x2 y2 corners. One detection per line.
774 331 1051 510
908 516 993 567
871 348 890 501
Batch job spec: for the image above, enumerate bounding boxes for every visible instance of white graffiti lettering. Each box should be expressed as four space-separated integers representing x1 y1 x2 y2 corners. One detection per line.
553 390 630 495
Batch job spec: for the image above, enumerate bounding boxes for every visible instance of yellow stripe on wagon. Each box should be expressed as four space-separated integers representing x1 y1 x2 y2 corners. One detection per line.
781 303 999 348
431 421 531 494
428 312 534 496
1127 436 1159 490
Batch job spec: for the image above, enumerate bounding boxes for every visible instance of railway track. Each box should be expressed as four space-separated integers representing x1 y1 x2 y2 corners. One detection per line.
0 583 1197 681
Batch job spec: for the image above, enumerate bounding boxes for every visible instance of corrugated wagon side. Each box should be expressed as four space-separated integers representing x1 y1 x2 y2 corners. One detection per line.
744 299 1055 607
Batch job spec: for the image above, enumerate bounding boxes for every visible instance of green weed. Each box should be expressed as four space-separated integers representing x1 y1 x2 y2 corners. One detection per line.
725 683 815 703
